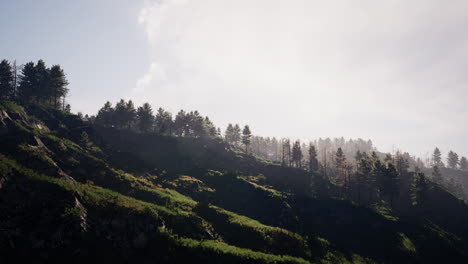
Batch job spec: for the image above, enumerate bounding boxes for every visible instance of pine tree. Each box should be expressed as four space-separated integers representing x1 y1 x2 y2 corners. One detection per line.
447 151 459 169
0 59 14 99
189 111 206 137
291 140 303 168
433 147 443 167
95 101 115 127
242 125 252 152
335 147 346 171
335 147 346 184
124 100 137 129
355 153 372 204
308 144 319 172
282 139 291 167
224 124 234 144
49 65 69 109
411 171 429 206
155 107 173 135
34 60 50 104
18 62 36 103
137 103 154 133
204 117 217 138
174 110 187 137
114 99 128 128
460 157 468 171
395 153 409 176
382 163 400 207
232 124 241 146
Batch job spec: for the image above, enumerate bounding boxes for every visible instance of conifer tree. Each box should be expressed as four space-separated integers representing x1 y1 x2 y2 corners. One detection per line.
174 110 187 137
95 101 115 127
18 62 36 103
433 147 443 167
203 117 217 138
232 124 241 146
224 124 234 144
49 65 69 108
335 147 346 172
34 60 50 104
137 103 154 133
411 171 429 206
189 111 206 137
291 140 303 168
382 163 399 207
155 107 173 135
460 157 468 171
308 144 319 172
242 125 252 152
0 59 14 99
124 100 137 129
114 99 128 128
447 151 459 169
282 139 291 167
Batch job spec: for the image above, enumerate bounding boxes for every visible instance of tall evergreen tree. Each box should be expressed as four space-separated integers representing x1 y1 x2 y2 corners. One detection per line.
49 65 69 108
432 147 443 167
95 101 115 127
124 100 137 129
174 110 187 137
114 99 128 128
0 59 14 99
154 107 173 135
137 103 154 133
382 163 399 207
355 153 372 204
189 111 206 137
232 124 241 146
204 117 217 138
411 171 429 206
447 151 459 169
335 148 346 171
308 144 319 172
34 59 50 104
282 139 291 167
460 157 468 171
224 124 234 144
18 62 36 103
395 153 409 176
335 147 346 184
242 125 252 152
291 140 303 168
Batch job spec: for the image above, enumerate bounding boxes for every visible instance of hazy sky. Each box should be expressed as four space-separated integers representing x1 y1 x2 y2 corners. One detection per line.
1 0 468 159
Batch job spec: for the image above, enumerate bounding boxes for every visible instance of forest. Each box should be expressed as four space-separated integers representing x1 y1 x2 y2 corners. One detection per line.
1 58 468 263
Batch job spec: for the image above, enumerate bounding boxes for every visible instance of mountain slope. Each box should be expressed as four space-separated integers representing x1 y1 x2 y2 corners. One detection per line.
1 101 467 263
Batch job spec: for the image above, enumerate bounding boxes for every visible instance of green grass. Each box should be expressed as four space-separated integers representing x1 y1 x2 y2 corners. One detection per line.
0 100 22 111
398 233 417 253
372 205 399 222
243 178 286 198
177 237 312 264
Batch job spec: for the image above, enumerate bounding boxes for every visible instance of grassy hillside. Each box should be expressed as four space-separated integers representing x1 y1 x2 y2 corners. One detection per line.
1 101 468 263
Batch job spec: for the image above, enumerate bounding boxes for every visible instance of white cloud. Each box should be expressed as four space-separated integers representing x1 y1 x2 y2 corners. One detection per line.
134 0 468 156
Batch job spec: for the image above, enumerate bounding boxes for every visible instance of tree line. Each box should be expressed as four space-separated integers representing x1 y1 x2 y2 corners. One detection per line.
431 147 467 171
93 100 253 148
0 59 69 110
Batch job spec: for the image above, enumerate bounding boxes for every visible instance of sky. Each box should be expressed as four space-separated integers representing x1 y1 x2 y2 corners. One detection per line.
1 0 468 159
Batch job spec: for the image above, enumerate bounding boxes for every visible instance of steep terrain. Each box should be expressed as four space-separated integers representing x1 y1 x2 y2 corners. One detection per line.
1 101 468 263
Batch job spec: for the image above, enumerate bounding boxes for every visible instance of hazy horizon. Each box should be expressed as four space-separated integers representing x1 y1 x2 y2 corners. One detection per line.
2 0 468 159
